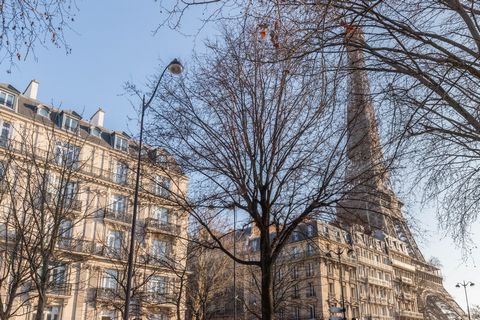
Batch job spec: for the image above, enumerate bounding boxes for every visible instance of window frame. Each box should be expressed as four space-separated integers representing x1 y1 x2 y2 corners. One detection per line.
63 116 79 132
114 136 128 152
0 90 16 110
0 120 13 148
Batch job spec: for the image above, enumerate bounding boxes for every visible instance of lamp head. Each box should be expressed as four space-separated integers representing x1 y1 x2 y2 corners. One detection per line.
168 59 183 75
470 282 475 287
455 284 461 288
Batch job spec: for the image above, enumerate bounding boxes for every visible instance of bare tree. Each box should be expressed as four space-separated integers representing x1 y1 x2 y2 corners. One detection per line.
155 0 480 251
0 0 78 66
471 305 480 320
184 231 232 320
137 20 361 319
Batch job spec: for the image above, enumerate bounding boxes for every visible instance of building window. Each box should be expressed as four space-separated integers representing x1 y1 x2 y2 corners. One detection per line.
149 276 167 294
292 231 300 241
293 284 299 298
38 107 50 117
307 282 315 297
294 307 300 320
91 127 101 137
55 142 80 167
152 207 169 224
102 269 118 289
309 305 316 319
49 264 67 287
63 181 77 206
327 264 333 275
154 175 171 197
106 230 123 253
0 162 5 181
151 239 168 260
111 194 127 214
292 265 299 279
114 136 128 152
114 161 128 184
306 243 315 256
328 282 335 295
307 224 315 237
306 263 314 277
37 306 61 320
59 219 73 238
100 310 116 320
64 116 79 132
291 246 300 258
0 121 12 147
0 90 15 109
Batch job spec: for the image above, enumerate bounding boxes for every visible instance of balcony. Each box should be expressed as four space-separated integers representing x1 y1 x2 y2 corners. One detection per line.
47 283 72 297
94 245 128 260
103 208 132 225
358 256 393 271
400 276 414 285
367 276 391 288
56 238 95 255
41 193 82 212
139 254 177 268
144 218 180 235
142 291 176 305
95 287 124 301
391 259 416 272
400 310 424 319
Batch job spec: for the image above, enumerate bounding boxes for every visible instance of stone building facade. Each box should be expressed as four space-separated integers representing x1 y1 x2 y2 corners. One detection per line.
0 80 188 320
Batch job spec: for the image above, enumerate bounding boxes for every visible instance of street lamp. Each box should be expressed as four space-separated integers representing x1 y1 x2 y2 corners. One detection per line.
326 248 354 320
456 281 475 320
123 59 183 320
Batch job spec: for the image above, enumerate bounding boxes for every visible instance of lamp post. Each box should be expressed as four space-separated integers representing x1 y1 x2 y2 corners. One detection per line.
123 59 183 320
456 281 475 320
326 248 354 320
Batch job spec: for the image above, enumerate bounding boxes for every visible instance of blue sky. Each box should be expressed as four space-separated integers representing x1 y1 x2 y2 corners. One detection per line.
2 0 479 308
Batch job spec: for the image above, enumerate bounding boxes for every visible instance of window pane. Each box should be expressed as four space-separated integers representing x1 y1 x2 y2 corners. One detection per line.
6 94 14 108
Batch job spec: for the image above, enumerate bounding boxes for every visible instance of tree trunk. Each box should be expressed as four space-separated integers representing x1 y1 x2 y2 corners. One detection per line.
260 230 274 320
34 262 49 320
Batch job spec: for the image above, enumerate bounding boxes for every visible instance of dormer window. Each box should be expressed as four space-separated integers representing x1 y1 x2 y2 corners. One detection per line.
0 90 15 109
64 116 79 132
114 136 128 152
38 107 50 117
91 127 102 137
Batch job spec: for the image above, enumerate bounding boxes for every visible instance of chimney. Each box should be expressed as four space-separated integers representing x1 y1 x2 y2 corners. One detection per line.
24 80 39 100
90 108 105 127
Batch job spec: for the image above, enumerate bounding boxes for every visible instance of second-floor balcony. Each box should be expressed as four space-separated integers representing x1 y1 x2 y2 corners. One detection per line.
94 287 125 301
47 283 72 297
103 208 132 225
144 218 180 235
56 238 95 255
142 291 176 305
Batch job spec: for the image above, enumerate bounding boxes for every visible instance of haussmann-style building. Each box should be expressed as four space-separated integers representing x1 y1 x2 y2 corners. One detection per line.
0 80 189 320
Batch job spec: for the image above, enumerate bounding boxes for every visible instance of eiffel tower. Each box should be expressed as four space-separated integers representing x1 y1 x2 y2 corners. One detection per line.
336 26 466 320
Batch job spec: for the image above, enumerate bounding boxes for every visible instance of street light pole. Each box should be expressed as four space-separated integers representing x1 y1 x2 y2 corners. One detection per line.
456 281 475 320
123 59 183 320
